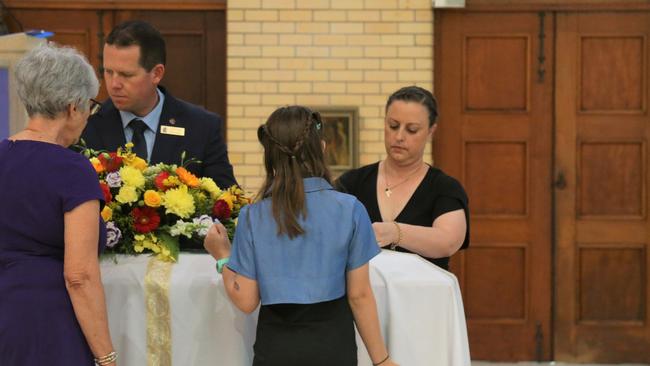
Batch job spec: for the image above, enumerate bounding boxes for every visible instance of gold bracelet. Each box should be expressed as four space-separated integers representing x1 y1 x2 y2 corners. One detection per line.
390 221 401 250
95 351 117 365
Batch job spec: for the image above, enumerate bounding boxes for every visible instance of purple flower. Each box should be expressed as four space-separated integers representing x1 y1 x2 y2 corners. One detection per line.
105 172 122 188
105 221 122 248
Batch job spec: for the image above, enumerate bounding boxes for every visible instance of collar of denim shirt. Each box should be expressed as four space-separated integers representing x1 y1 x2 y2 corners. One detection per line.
303 177 333 193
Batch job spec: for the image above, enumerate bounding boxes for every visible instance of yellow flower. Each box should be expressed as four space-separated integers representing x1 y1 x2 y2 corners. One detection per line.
101 206 113 221
164 175 181 189
162 185 195 218
175 167 200 188
119 166 145 188
218 191 235 210
144 190 162 207
200 177 222 199
125 156 147 171
90 157 104 174
116 185 138 204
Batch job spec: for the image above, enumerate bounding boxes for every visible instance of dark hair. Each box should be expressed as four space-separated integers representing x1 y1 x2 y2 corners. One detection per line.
105 20 166 71
257 106 332 239
385 85 438 127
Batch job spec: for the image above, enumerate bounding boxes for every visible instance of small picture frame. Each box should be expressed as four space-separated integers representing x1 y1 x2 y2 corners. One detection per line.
314 107 359 173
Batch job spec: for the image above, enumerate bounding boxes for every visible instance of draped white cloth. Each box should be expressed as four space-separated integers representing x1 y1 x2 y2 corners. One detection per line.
100 250 470 366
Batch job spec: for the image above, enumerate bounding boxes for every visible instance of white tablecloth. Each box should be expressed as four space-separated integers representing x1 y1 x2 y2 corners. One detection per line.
101 250 470 366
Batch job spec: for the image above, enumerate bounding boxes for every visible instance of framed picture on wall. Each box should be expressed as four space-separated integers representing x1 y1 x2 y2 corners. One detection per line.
314 107 359 173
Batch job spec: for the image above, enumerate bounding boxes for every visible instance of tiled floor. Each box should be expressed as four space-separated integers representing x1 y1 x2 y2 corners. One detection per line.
472 362 649 366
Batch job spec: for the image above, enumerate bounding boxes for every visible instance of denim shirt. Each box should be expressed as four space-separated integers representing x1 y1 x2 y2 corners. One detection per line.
227 177 380 305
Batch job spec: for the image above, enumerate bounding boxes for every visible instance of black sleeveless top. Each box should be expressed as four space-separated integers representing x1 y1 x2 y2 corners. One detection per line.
335 162 470 270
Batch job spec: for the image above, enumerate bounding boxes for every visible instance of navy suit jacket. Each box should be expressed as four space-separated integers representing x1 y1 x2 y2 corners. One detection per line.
81 88 237 189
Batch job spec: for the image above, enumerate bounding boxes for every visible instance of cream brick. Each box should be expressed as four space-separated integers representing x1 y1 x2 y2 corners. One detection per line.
299 0 331 9
381 58 414 70
360 130 382 142
362 117 385 129
261 0 295 9
313 82 346 93
296 94 330 105
313 59 346 70
365 70 397 82
331 0 364 9
228 10 244 21
398 0 430 9
348 10 379 21
227 57 244 68
415 58 432 70
229 46 262 57
244 82 278 93
329 70 363 81
229 22 261 33
229 94 261 105
228 34 244 45
364 0 398 8
347 82 380 94
364 94 387 106
279 10 312 21
244 153 264 165
330 23 363 34
245 10 278 21
228 106 244 118
359 106 383 117
381 10 414 22
262 22 296 33
244 57 278 69
415 34 433 46
330 46 363 57
347 35 382 46
235 164 262 176
398 46 432 58
229 70 261 81
398 71 432 82
381 34 414 46
279 34 312 45
262 94 296 105
330 94 363 105
228 129 245 141
278 82 312 93
243 176 264 192
296 46 330 57
360 154 380 165
244 34 278 45
229 153 244 164
244 129 260 141
415 9 434 21
364 23 398 34
363 142 386 153
229 0 261 9
365 46 398 58
230 141 263 153
262 46 295 57
381 82 411 94
245 106 276 117
313 10 347 21
230 117 266 128
228 81 244 93
313 35 347 46
296 22 329 33
279 58 313 70
296 70 329 81
399 22 433 34
348 59 380 70
261 70 295 81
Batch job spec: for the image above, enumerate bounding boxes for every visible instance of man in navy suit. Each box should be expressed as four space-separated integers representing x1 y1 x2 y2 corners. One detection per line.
81 20 237 189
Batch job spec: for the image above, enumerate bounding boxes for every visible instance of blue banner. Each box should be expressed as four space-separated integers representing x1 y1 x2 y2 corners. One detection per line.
0 68 8 139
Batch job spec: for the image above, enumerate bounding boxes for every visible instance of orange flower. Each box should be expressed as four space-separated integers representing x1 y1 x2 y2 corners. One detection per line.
90 157 104 173
175 167 200 188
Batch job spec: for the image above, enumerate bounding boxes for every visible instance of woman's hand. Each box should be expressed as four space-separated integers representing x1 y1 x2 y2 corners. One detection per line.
203 222 231 260
372 222 399 248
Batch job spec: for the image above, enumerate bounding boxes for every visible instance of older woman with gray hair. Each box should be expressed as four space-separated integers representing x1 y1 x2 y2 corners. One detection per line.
0 43 116 366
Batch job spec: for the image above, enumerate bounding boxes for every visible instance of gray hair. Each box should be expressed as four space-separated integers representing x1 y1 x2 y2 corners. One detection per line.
14 42 99 119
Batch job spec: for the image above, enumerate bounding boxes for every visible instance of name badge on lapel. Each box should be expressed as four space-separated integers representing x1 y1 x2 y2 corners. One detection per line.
160 125 185 136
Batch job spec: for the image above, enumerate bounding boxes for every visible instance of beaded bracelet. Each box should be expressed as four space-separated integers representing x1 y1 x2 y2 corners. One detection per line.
94 351 117 365
373 354 390 366
390 221 402 250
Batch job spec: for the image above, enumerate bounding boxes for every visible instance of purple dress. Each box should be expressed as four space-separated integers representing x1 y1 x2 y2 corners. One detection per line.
0 139 106 365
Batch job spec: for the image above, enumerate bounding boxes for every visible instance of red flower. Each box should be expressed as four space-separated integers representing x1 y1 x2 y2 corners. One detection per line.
98 152 123 172
212 199 232 220
132 207 161 233
99 182 112 204
154 171 171 191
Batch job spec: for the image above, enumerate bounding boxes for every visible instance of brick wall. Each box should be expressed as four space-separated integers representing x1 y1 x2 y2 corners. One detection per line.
227 0 434 192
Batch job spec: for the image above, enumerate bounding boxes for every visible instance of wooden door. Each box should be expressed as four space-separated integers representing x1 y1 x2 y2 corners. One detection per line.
555 12 650 363
114 11 227 121
435 11 553 361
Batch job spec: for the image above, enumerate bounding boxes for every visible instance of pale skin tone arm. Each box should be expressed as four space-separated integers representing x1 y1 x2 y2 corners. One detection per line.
64 200 115 365
347 264 398 366
203 223 260 314
373 209 467 258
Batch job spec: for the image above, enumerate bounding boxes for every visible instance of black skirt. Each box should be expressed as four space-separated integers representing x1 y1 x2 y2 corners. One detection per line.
253 296 357 366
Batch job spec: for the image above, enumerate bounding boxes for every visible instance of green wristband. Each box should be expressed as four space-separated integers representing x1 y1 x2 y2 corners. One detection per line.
216 257 230 274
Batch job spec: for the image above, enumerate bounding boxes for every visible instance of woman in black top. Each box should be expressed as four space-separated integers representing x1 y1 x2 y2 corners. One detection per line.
336 86 469 270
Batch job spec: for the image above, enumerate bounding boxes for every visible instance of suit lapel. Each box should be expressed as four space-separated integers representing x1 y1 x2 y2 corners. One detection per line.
98 101 127 151
150 92 186 165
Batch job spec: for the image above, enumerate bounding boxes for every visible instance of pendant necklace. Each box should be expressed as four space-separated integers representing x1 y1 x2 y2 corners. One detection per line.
383 162 424 198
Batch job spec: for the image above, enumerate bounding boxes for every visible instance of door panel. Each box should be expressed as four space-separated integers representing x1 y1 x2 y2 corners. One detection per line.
436 11 553 361
555 12 650 363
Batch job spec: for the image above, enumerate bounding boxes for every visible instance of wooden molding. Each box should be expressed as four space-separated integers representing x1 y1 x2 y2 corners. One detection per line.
2 0 226 10
461 0 650 11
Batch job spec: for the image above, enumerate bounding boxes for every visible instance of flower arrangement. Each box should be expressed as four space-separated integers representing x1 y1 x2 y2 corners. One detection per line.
82 143 249 262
